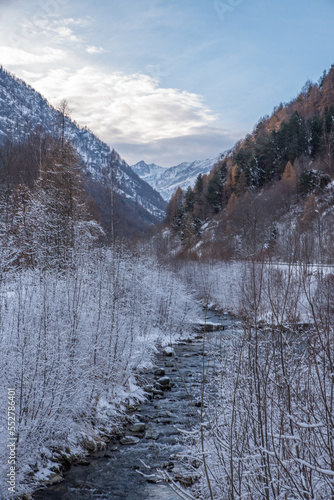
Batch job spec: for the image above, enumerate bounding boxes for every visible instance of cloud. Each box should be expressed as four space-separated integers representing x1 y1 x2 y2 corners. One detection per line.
113 127 238 167
21 66 219 147
0 45 67 66
25 17 82 43
1 11 87 51
86 46 106 54
54 26 79 42
62 18 91 27
0 3 233 165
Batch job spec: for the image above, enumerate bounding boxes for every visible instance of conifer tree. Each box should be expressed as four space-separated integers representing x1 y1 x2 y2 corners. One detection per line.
193 174 206 220
166 187 184 225
184 186 195 213
323 106 334 174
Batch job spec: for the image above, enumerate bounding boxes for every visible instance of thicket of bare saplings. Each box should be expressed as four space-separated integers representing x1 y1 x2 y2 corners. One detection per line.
171 261 334 500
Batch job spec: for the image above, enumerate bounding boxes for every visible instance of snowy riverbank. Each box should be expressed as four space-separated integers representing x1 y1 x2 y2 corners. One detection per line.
0 248 201 499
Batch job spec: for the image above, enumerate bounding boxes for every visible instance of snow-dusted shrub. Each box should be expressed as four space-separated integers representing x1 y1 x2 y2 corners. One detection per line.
178 261 334 499
0 246 198 498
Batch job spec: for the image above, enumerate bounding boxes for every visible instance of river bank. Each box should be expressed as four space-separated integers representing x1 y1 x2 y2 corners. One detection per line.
32 309 231 499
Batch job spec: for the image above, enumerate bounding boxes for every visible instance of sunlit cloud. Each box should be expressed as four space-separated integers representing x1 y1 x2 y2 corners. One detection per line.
2 10 89 51
62 18 91 27
54 26 79 42
24 17 83 43
0 45 67 66
86 46 106 54
0 2 242 164
20 66 218 146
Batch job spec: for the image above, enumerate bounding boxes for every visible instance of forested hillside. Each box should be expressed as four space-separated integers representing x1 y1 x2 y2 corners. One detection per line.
166 65 334 262
0 67 166 240
0 68 195 498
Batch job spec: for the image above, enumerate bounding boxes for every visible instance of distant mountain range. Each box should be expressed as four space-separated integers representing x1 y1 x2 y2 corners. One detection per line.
131 155 224 201
0 67 166 232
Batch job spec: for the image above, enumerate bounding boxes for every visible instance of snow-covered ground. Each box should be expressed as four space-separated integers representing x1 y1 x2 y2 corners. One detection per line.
1 255 333 498
179 259 334 324
0 247 201 499
174 260 334 499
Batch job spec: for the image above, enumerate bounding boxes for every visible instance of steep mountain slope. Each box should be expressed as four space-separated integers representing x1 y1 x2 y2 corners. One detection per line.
131 160 166 182
0 67 166 227
131 154 223 201
164 65 334 263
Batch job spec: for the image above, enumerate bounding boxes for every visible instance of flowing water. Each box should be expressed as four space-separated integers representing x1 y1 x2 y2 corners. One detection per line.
33 310 233 499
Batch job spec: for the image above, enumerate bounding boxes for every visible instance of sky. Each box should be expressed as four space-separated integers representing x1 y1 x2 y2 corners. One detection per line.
0 0 334 167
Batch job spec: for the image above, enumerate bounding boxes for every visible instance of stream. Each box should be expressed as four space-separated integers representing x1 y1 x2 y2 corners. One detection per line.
33 310 233 499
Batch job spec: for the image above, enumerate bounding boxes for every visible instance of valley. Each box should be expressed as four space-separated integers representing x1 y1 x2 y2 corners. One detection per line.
0 61 334 500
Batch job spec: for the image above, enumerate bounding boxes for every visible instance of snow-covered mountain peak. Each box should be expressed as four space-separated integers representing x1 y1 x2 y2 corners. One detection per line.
131 153 224 201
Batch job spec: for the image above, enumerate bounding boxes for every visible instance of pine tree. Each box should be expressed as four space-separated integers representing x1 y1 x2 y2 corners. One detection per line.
309 115 323 158
323 106 334 174
184 186 195 213
206 162 227 213
193 174 206 220
166 187 184 225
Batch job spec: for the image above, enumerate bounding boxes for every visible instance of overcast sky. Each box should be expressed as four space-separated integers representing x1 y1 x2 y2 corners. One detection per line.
0 0 334 166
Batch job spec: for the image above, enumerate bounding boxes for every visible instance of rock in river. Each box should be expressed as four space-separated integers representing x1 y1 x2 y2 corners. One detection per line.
157 377 170 387
154 367 165 376
162 347 174 357
120 436 140 445
129 423 146 433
